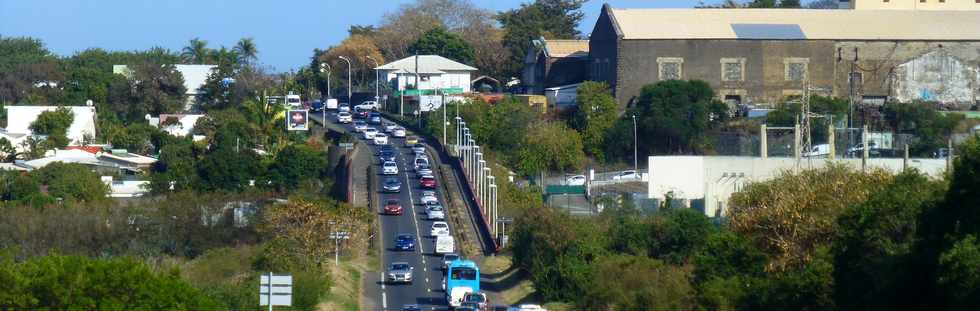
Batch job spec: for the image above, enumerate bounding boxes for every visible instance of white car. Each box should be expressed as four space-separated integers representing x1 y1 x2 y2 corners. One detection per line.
363 127 378 139
392 127 406 138
425 204 445 220
416 164 433 177
355 101 379 110
435 235 454 254
382 161 398 175
338 105 351 112
430 221 450 237
373 133 388 145
611 170 639 181
507 305 547 311
420 191 438 205
353 121 367 132
414 158 429 171
566 175 586 186
411 145 426 155
384 123 399 133
336 112 352 124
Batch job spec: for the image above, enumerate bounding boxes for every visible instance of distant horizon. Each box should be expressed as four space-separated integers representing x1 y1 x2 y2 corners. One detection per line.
1 0 728 72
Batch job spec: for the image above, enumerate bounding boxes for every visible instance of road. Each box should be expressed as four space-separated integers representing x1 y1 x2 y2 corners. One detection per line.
314 111 455 311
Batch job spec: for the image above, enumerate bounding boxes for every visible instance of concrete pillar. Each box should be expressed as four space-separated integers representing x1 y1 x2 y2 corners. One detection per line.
947 138 953 173
760 124 768 159
793 122 801 160
473 150 481 188
828 122 836 160
489 183 497 235
903 144 909 171
862 125 869 172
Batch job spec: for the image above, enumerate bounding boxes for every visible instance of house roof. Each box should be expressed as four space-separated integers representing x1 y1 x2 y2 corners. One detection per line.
100 150 158 166
606 7 980 41
541 39 589 58
375 55 477 74
22 149 102 169
66 146 104 154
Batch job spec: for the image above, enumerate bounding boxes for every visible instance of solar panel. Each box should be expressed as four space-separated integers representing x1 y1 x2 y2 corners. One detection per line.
731 24 806 40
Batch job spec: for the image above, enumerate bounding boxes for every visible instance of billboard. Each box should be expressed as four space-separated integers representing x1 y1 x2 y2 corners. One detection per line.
286 110 308 131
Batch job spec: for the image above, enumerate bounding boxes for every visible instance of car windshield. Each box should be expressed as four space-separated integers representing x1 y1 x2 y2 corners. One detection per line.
428 206 443 211
465 295 485 302
397 234 413 240
451 267 477 280
444 255 459 261
391 263 409 270
433 223 447 228
385 179 399 185
387 199 398 205
384 162 396 167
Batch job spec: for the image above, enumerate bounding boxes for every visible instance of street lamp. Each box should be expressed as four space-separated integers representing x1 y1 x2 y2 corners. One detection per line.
338 56 352 104
319 63 330 123
365 56 380 108
632 114 638 172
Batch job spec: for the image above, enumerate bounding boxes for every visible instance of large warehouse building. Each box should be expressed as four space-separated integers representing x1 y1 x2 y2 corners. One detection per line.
586 0 980 109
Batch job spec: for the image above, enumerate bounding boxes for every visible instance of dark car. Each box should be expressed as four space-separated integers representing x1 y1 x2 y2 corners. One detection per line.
394 234 415 251
383 178 402 193
419 175 437 189
401 304 422 311
310 100 324 112
384 199 403 215
379 150 396 163
368 112 382 125
353 107 370 119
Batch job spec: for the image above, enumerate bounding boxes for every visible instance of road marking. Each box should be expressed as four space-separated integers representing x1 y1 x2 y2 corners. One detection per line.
382 292 387 310
403 156 425 255
380 271 385 289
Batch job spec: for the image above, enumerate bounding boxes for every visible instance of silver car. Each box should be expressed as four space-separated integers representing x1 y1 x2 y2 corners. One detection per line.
387 262 413 284
425 204 445 220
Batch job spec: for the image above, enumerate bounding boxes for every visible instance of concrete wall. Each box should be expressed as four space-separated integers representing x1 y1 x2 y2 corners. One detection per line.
648 155 947 217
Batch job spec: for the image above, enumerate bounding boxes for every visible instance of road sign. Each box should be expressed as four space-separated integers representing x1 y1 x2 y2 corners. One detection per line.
259 273 292 308
286 110 308 131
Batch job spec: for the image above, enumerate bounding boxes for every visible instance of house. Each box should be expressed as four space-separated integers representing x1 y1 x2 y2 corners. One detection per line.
522 38 590 94
587 2 980 109
98 149 158 170
113 64 217 111
375 55 478 112
19 148 103 170
3 105 97 149
101 176 150 198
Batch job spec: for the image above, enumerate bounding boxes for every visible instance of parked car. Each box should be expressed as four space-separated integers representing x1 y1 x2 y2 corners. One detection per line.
383 178 402 193
374 133 388 145
336 112 352 124
405 136 419 146
382 161 399 175
419 175 437 189
384 199 403 215
355 100 380 110
611 170 639 181
353 121 367 132
441 253 460 270
462 292 489 311
566 175 586 186
431 221 450 237
363 127 378 139
386 262 413 284
420 190 439 205
392 127 407 138
394 234 415 251
425 204 445 220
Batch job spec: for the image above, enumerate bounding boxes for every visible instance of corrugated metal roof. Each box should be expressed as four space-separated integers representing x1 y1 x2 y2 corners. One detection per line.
375 55 477 72
543 39 589 58
608 8 980 40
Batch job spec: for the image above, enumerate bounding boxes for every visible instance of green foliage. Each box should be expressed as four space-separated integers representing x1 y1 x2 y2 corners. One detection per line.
936 235 980 307
766 96 847 144
0 254 219 310
516 121 585 175
268 144 328 191
496 0 586 77
572 81 618 162
29 106 74 148
882 101 963 156
107 62 187 122
32 162 108 203
409 27 475 65
579 255 694 311
0 138 17 162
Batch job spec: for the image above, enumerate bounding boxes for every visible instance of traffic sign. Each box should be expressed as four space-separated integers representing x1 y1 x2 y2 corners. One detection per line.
259 273 292 308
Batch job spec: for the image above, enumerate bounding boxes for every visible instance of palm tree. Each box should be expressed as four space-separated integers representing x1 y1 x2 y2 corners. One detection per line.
233 37 258 65
181 38 209 64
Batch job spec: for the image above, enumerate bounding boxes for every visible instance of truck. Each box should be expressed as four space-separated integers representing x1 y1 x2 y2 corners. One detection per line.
325 98 338 110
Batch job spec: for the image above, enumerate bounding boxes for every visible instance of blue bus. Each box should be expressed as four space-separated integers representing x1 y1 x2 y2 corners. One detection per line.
445 259 480 307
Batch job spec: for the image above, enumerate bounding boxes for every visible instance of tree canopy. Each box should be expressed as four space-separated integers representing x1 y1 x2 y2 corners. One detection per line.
408 27 475 65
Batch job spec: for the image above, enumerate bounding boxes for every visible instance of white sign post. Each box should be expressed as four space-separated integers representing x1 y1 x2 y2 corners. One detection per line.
260 273 292 310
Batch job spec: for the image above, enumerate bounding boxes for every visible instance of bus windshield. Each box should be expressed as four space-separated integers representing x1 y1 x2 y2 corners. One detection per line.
451 267 477 280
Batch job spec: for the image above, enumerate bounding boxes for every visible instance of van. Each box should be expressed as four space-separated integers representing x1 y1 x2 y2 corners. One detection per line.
435 236 455 254
286 94 302 108
325 98 338 110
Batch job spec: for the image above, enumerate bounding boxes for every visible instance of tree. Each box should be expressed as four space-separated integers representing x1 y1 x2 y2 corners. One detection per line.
408 27 475 65
0 138 16 162
497 0 586 78
315 35 385 96
258 199 370 269
572 81 618 162
936 235 980 307
267 144 328 192
30 107 74 148
881 101 962 156
232 37 258 65
181 37 210 63
32 162 108 203
516 121 585 175
150 138 199 193
579 255 695 310
614 80 728 156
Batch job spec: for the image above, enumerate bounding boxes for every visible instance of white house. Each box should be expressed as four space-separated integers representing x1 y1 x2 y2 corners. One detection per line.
2 106 97 149
375 55 477 111
113 64 217 111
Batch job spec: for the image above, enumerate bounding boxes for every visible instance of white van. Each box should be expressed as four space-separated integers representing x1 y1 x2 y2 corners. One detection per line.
286 94 302 108
435 236 455 254
325 98 338 110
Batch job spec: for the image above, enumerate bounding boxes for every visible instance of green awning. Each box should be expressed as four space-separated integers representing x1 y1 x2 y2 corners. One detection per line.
394 87 465 96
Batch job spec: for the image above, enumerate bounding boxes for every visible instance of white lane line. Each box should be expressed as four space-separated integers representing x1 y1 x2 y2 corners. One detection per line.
382 292 387 310
403 156 425 255
380 271 385 289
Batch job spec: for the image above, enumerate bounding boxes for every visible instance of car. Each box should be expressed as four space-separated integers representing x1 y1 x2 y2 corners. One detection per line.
435 235 454 254
401 305 422 311
411 144 426 155
383 178 402 193
373 133 388 145
566 175 586 186
310 100 324 112
338 105 350 113
419 175 437 189
414 157 429 171
416 164 433 177
394 234 415 251
363 127 378 139
386 262 413 284
383 199 403 215
441 253 460 270
378 150 396 163
458 303 480 311
431 221 450 237
392 127 407 138
383 122 398 133
463 292 489 311
353 121 367 132
611 170 639 181
336 112 352 123
355 100 380 110
382 161 399 175
352 107 370 119
420 190 438 205
508 304 547 311
368 112 382 125
405 136 419 146
425 204 445 220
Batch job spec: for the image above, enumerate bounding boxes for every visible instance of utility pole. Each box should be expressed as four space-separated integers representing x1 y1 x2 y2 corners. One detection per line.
320 63 330 123
338 56 352 104
632 114 638 172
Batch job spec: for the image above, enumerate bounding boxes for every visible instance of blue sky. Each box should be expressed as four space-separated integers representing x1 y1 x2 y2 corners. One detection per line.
1 0 722 72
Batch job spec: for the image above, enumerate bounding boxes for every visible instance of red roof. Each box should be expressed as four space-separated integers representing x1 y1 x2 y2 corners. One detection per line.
66 146 103 154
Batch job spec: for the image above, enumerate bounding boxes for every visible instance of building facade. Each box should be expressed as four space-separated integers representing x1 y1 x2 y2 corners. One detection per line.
589 4 980 109
522 38 590 94
375 55 477 111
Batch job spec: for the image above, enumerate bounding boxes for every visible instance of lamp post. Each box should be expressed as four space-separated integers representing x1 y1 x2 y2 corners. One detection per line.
366 56 380 107
319 63 330 122
338 56 352 104
632 114 638 172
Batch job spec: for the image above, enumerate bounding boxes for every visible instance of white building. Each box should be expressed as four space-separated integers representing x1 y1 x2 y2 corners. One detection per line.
113 64 217 111
148 113 204 137
2 106 97 150
647 156 948 217
375 55 477 111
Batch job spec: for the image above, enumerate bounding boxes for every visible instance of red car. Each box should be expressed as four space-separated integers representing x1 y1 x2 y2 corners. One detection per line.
383 199 403 215
419 175 437 189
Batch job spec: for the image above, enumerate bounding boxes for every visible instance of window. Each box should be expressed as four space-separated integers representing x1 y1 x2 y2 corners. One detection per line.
720 58 745 82
784 57 809 82
657 57 683 80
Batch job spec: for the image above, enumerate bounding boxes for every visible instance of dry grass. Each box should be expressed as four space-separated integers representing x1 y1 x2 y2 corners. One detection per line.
317 260 367 311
